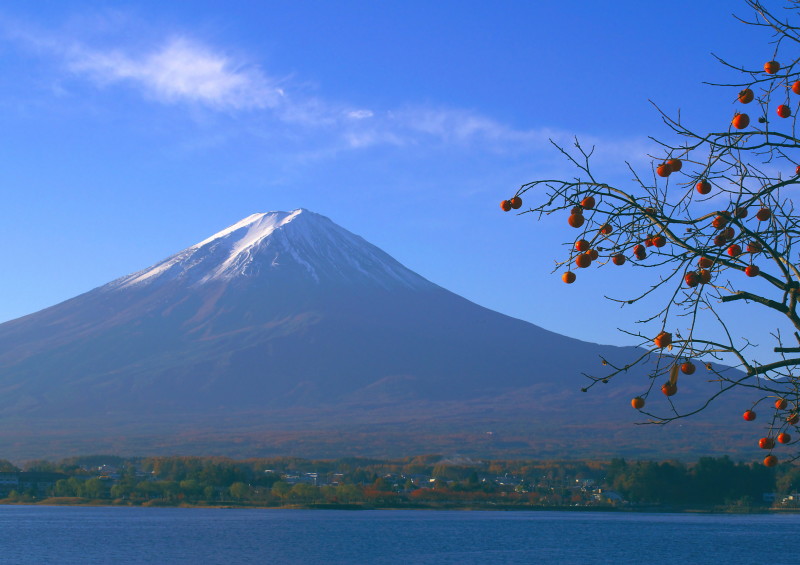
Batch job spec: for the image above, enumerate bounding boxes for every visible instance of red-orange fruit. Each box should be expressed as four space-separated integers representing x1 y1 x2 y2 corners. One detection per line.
581 196 596 210
738 88 755 104
656 164 672 177
652 235 666 248
633 244 646 260
764 455 778 467
509 196 523 209
777 432 791 444
732 113 750 129
680 361 696 375
743 410 756 421
776 398 789 410
747 241 763 253
756 207 771 221
712 215 728 229
667 158 682 172
661 382 678 396
727 244 742 257
698 257 714 269
793 81 800 95
796 164 800 176
600 223 613 235
645 237 654 248
612 253 626 266
575 239 590 252
685 272 699 287
500 200 512 212
654 331 672 348
571 206 583 214
631 396 645 410
699 269 712 284
745 265 760 277
587 249 599 261
568 213 585 228
714 234 728 246
788 413 800 425
734 207 748 219
764 60 780 74
575 254 592 269
696 180 712 195
777 104 791 118
721 227 735 239
562 271 576 284
759 437 776 449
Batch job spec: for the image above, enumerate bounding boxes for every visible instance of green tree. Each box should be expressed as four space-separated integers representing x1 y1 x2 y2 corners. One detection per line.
229 482 250 501
335 484 363 503
289 483 319 503
690 457 741 505
54 478 78 497
80 478 106 499
617 461 689 505
179 479 204 500
110 479 137 500
270 481 291 502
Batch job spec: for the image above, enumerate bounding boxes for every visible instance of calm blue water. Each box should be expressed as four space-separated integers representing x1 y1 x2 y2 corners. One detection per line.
0 506 796 564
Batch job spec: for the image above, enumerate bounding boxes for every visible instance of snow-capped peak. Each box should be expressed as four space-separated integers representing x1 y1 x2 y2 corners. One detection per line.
110 209 435 291
192 210 302 250
192 210 304 280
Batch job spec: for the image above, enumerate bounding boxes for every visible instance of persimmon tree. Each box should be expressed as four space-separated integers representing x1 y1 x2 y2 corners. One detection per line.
502 0 800 467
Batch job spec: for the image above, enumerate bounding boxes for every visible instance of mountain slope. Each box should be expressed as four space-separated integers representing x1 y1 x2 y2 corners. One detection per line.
0 210 754 461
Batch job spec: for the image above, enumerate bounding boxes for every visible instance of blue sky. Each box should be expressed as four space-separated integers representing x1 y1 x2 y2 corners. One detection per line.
0 1 789 356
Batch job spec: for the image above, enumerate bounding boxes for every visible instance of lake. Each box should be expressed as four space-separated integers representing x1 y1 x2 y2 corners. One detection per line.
0 506 795 564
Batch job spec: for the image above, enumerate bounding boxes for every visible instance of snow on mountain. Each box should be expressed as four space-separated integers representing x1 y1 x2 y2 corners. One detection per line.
111 209 434 291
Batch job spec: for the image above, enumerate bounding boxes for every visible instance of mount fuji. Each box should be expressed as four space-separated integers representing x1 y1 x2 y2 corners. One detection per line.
0 210 753 460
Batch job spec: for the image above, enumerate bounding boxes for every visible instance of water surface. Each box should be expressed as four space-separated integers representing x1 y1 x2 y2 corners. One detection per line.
0 506 794 564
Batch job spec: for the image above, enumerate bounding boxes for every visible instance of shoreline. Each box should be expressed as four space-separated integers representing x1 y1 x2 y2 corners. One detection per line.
1 498 797 514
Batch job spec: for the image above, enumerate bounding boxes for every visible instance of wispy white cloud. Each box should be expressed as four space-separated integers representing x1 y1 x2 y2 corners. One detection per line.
346 109 373 120
393 108 533 143
0 18 654 164
66 37 282 110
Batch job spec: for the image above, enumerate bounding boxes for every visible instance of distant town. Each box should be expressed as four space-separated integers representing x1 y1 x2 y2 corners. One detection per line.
1 454 798 512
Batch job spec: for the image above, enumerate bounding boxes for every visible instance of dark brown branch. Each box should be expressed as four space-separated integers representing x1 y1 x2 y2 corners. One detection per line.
747 357 800 376
720 291 789 313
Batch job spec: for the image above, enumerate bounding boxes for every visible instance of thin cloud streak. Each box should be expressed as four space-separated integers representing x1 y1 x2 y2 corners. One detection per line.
66 37 283 110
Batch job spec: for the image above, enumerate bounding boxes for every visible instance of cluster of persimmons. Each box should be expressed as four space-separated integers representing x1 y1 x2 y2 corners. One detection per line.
501 54 800 467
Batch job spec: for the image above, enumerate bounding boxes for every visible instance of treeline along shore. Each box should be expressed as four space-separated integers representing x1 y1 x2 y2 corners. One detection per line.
0 454 798 511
